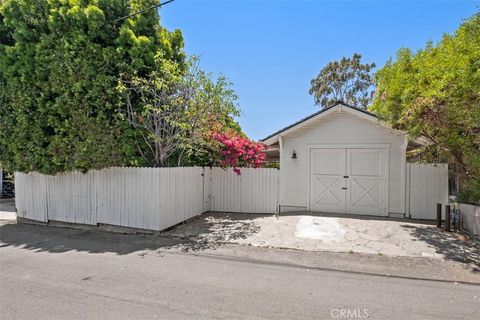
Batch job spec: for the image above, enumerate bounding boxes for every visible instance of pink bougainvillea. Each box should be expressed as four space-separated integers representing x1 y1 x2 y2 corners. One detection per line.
213 132 266 175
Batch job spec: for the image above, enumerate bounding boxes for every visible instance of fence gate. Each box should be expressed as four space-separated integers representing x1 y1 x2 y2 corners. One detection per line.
407 163 448 220
210 167 279 214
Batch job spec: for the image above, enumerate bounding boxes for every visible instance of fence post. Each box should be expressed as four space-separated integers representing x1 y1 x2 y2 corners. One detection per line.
436 203 442 228
445 204 451 232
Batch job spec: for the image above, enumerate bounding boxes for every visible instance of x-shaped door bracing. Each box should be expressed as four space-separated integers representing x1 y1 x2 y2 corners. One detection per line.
313 176 342 205
350 178 380 206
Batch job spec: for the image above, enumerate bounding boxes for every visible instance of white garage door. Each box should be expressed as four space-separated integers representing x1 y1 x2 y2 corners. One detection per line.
310 148 388 216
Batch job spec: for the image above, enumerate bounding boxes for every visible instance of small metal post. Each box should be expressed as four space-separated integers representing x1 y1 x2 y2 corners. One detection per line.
445 205 451 232
436 203 442 228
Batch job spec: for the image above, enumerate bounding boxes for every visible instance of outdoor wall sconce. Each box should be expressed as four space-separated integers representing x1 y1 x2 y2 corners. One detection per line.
291 150 297 159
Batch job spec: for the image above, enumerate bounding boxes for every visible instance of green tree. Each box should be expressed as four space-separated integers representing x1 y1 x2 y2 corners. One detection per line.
118 56 241 167
309 53 376 109
0 0 184 174
371 13 480 203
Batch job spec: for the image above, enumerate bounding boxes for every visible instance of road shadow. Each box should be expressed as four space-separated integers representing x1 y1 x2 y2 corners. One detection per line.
401 224 480 272
0 221 178 255
0 213 262 255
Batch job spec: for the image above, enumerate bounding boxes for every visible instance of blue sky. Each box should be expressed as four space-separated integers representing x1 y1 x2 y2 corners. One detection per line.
161 0 478 140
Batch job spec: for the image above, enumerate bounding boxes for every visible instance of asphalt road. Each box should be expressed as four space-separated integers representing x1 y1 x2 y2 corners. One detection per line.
1 222 479 320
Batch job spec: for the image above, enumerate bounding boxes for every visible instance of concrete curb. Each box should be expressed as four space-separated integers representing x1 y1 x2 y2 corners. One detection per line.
161 243 480 286
17 217 158 235
191 250 480 286
16 217 46 226
16 213 205 235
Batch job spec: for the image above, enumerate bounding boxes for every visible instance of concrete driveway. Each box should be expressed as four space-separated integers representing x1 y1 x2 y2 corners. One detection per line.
166 212 480 266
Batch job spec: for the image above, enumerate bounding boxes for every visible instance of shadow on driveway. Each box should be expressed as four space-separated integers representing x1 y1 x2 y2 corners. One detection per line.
401 224 480 271
0 213 259 255
162 213 261 251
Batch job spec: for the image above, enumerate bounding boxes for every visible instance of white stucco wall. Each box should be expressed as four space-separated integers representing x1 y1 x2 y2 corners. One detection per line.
279 110 407 214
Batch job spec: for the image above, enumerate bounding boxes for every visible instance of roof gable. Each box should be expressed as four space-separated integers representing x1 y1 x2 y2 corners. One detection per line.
261 102 388 145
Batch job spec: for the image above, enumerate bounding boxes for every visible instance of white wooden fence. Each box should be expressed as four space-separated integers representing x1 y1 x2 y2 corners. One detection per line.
16 167 210 231
457 203 480 236
15 167 279 231
406 163 449 220
15 162 450 230
211 167 279 214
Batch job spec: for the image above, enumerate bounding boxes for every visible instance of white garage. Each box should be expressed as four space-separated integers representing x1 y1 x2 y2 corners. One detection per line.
262 101 409 217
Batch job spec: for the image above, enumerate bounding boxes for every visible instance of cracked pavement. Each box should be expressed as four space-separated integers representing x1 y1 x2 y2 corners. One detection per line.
165 212 480 270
